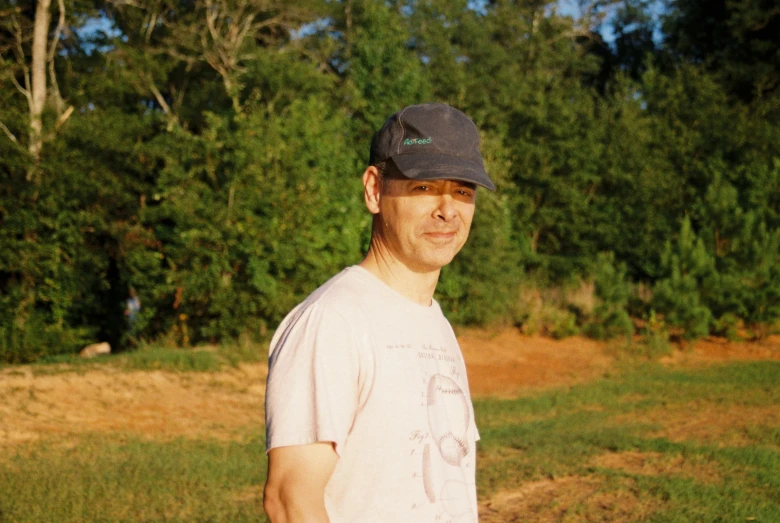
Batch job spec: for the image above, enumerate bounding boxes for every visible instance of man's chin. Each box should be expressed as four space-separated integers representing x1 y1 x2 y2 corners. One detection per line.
409 252 460 273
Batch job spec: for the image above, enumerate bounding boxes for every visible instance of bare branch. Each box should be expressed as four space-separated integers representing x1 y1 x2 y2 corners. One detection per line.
10 14 33 111
8 71 32 102
170 76 188 114
55 105 74 130
107 0 144 8
47 0 66 63
47 0 67 115
149 81 172 115
0 7 22 18
0 121 19 143
750 6 780 31
547 28 598 44
160 48 199 67
145 9 159 43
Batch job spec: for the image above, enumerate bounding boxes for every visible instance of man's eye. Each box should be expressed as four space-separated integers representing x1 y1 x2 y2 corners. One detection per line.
414 185 430 191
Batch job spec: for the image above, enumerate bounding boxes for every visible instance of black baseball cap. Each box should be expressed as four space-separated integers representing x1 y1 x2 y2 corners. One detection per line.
369 103 496 191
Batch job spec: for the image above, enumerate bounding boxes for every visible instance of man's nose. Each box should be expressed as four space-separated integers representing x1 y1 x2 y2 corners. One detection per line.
435 195 458 221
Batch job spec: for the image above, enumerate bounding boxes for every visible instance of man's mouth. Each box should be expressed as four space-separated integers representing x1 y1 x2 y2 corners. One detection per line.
423 230 458 239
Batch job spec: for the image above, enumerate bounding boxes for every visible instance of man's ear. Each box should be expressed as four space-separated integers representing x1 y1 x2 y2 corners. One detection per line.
362 165 381 215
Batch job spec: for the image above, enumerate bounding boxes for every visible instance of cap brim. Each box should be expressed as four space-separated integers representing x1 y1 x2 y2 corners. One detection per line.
391 153 496 191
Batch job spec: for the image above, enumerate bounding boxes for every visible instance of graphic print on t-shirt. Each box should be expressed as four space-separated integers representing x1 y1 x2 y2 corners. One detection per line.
427 374 470 467
379 335 481 522
422 373 474 521
396 340 476 523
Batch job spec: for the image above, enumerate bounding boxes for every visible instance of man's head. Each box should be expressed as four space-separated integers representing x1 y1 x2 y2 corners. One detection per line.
362 103 494 274
369 103 495 191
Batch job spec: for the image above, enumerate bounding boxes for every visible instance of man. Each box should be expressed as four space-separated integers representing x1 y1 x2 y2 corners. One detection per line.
263 103 496 522
124 288 141 333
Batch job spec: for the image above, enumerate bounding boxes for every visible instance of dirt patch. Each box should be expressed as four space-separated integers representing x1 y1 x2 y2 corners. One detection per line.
592 451 721 483
661 335 780 367
478 475 658 522
2 329 777 447
615 402 780 448
459 329 613 398
0 328 614 446
0 363 266 446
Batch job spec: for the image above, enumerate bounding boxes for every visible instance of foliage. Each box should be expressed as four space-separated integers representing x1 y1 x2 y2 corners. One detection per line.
663 0 780 102
584 252 634 340
652 217 715 340
1 0 779 361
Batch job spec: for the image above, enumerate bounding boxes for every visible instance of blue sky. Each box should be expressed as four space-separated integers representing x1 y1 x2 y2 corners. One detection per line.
77 1 667 49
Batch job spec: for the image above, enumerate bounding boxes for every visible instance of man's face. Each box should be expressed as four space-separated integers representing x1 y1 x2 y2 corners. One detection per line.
375 176 476 273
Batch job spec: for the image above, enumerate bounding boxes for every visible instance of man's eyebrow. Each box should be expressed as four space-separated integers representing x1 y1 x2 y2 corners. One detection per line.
453 181 477 190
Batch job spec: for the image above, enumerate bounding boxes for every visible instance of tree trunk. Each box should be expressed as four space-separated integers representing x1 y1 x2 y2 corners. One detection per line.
29 0 52 164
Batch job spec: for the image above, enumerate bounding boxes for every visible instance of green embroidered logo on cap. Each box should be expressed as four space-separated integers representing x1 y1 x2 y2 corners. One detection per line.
403 137 432 146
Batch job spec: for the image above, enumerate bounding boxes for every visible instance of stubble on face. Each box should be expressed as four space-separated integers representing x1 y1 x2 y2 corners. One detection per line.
374 178 476 274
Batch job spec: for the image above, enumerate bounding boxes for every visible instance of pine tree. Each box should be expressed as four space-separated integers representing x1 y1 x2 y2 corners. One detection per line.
652 217 715 339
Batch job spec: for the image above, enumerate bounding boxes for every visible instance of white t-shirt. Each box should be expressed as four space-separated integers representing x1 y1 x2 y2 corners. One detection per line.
265 265 479 522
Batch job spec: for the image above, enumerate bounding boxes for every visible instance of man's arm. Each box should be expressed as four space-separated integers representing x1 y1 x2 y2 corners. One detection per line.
263 442 339 522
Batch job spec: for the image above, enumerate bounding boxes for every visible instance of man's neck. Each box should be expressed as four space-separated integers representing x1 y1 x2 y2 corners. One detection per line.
359 246 440 307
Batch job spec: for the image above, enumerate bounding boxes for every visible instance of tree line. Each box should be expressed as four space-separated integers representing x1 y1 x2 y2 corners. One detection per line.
1 0 779 363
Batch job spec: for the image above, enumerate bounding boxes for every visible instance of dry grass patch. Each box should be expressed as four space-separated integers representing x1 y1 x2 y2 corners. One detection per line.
479 475 659 522
232 484 264 511
0 363 266 446
592 450 721 483
616 402 780 447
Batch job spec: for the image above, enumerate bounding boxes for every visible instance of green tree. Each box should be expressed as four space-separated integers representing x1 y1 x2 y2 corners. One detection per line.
652 217 714 339
663 0 780 102
585 252 634 339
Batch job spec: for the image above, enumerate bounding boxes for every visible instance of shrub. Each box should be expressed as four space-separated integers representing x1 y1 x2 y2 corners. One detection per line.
0 309 93 365
652 218 714 340
584 252 635 340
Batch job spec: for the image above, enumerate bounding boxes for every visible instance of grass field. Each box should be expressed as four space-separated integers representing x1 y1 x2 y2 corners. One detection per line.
1 356 778 521
476 361 780 521
34 340 263 374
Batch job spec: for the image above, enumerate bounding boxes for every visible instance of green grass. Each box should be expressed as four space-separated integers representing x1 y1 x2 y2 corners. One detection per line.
475 361 780 521
2 361 778 521
0 435 269 522
26 340 267 375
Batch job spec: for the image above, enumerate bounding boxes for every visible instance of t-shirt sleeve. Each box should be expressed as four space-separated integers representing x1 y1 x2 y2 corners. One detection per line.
265 303 362 456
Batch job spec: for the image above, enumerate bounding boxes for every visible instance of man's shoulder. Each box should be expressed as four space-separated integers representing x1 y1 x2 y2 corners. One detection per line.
269 267 378 354
279 266 374 326
305 266 375 308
